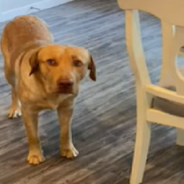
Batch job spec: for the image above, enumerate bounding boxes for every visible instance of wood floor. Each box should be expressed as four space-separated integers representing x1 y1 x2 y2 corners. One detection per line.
0 0 184 183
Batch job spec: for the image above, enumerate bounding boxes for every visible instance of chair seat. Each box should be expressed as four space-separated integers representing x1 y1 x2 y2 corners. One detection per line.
152 67 184 117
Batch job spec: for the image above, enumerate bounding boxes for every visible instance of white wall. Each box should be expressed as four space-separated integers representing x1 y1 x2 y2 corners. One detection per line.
0 0 73 22
2 0 46 12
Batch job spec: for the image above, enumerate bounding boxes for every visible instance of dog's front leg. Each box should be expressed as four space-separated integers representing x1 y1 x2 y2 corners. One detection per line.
57 105 79 158
21 108 44 165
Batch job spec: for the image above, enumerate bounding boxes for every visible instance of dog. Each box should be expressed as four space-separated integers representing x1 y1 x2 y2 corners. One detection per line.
0 15 96 165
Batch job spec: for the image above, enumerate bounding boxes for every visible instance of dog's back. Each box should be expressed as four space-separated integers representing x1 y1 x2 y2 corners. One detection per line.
2 15 52 52
1 15 53 76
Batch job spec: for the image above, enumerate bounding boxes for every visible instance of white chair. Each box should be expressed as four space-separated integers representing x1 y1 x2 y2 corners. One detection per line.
117 0 184 184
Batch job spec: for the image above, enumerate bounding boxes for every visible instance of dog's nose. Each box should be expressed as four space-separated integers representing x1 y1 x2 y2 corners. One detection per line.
57 79 74 87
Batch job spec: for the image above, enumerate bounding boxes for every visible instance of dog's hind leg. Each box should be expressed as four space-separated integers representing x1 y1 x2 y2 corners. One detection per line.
1 45 21 118
3 66 21 118
8 87 21 118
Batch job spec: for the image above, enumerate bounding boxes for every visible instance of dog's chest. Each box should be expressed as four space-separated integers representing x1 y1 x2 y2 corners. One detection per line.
39 95 71 110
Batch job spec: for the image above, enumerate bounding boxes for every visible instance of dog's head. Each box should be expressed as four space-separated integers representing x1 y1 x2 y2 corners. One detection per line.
29 45 96 95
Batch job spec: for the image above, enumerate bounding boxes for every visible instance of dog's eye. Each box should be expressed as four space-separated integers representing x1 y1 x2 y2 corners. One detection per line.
47 59 56 66
73 60 83 67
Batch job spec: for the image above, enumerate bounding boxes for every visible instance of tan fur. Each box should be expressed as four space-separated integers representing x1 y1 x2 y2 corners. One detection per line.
0 15 96 165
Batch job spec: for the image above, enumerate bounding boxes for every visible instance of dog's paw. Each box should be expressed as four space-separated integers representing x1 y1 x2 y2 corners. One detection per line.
61 144 79 158
27 150 45 165
8 106 21 118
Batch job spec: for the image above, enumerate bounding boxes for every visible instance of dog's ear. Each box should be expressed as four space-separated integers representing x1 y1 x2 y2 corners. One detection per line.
88 55 96 81
29 49 40 76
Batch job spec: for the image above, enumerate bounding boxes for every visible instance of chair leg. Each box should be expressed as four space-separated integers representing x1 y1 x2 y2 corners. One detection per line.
130 119 151 184
176 129 184 146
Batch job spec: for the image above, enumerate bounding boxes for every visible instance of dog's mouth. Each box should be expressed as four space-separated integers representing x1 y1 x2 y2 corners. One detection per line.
56 87 74 94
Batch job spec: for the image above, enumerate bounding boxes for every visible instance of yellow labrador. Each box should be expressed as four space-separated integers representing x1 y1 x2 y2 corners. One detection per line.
0 15 96 165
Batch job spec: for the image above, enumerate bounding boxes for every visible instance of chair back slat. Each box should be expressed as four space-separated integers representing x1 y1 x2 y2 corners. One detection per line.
159 23 184 95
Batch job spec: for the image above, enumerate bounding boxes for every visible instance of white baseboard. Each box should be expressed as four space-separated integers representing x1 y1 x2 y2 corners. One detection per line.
0 0 73 22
